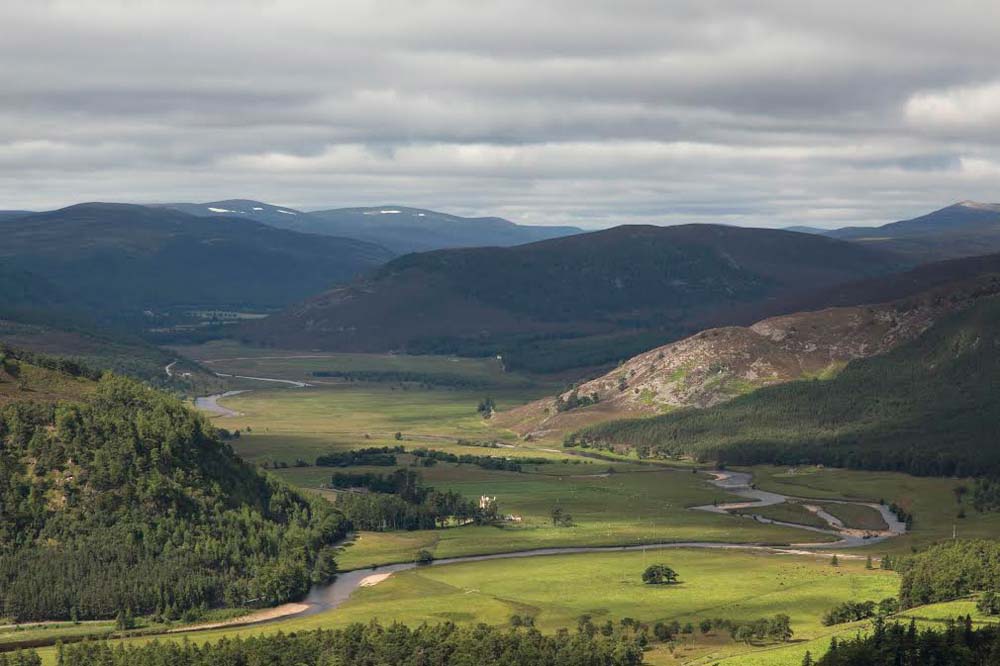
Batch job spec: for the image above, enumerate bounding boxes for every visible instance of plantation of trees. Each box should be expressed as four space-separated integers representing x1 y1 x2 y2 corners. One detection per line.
571 297 1000 477
814 617 1000 665
0 376 347 622
47 621 646 666
315 446 402 467
897 540 1000 608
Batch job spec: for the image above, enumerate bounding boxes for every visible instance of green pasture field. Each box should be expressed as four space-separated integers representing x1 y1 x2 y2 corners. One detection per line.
208 385 544 448
321 464 832 570
150 347 1000 666
745 465 1000 552
0 620 116 649
32 549 896 666
172 340 540 387
815 502 889 531
735 502 830 530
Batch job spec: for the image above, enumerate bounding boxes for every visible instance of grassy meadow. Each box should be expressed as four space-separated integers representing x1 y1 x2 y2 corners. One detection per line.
32 549 898 666
98 342 994 666
329 464 828 570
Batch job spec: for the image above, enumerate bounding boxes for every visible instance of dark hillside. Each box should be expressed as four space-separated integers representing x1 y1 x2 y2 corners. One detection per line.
246 224 897 372
805 202 1000 262
0 203 392 319
297 205 581 252
161 201 582 253
715 250 1000 328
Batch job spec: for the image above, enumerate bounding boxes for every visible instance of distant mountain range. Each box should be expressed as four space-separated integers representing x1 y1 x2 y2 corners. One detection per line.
5 196 1000 379
786 201 1000 262
160 200 582 253
0 202 391 321
243 224 897 373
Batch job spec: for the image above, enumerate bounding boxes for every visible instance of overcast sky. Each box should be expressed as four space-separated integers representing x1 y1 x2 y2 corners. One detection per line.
3 1 1000 229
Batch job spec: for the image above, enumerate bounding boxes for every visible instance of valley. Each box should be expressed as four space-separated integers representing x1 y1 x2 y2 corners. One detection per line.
4 343 986 666
3 201 1000 666
12 5 1000 664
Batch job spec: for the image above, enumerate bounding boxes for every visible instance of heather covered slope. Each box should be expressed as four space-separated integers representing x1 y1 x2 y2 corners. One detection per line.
0 347 97 405
571 294 1000 477
0 374 346 621
246 224 896 373
499 273 1000 437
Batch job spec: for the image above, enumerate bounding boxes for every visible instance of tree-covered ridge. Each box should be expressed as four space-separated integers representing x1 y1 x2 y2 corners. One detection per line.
54 621 645 666
0 376 346 621
571 295 1000 477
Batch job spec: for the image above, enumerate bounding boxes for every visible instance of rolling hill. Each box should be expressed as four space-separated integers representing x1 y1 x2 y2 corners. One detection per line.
159 199 314 227
162 200 582 253
830 201 1000 239
571 292 1000 477
499 271 1000 437
244 224 897 373
301 205 582 252
0 203 392 320
0 346 97 405
791 201 1000 262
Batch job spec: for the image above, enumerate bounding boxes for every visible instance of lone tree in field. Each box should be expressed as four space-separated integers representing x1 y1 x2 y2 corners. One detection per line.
477 396 496 418
551 506 573 527
642 564 679 585
552 506 573 527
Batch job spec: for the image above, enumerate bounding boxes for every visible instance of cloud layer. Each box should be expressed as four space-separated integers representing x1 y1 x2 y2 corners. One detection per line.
3 1 1000 228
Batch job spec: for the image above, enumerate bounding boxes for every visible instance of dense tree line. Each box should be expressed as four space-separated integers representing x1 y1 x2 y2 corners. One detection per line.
971 477 1000 511
0 376 347 622
48 620 645 666
411 447 551 471
329 469 425 499
571 297 1000 477
821 599 897 626
330 469 495 530
897 540 1000 608
310 369 489 388
315 446 402 467
0 651 40 666
0 345 101 381
815 617 1000 665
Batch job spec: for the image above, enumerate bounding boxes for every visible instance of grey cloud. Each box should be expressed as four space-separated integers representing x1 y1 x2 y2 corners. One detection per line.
2 0 1000 228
